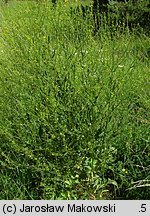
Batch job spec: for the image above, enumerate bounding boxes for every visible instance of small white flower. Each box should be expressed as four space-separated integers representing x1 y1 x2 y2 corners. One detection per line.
118 65 124 68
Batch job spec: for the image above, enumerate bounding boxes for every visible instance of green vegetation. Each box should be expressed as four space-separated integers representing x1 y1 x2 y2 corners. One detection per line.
0 0 150 199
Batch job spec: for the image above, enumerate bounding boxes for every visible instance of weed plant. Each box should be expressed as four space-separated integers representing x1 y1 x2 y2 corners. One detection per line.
0 0 150 199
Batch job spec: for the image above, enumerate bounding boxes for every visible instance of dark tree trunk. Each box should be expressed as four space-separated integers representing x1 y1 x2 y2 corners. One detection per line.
92 0 110 14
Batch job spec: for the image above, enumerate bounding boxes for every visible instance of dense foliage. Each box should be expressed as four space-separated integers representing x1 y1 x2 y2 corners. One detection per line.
0 0 150 199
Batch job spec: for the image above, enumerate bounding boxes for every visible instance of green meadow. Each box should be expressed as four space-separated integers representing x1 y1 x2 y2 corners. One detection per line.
0 0 150 199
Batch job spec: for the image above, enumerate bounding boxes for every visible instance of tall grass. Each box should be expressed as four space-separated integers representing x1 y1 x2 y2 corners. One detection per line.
0 0 150 199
